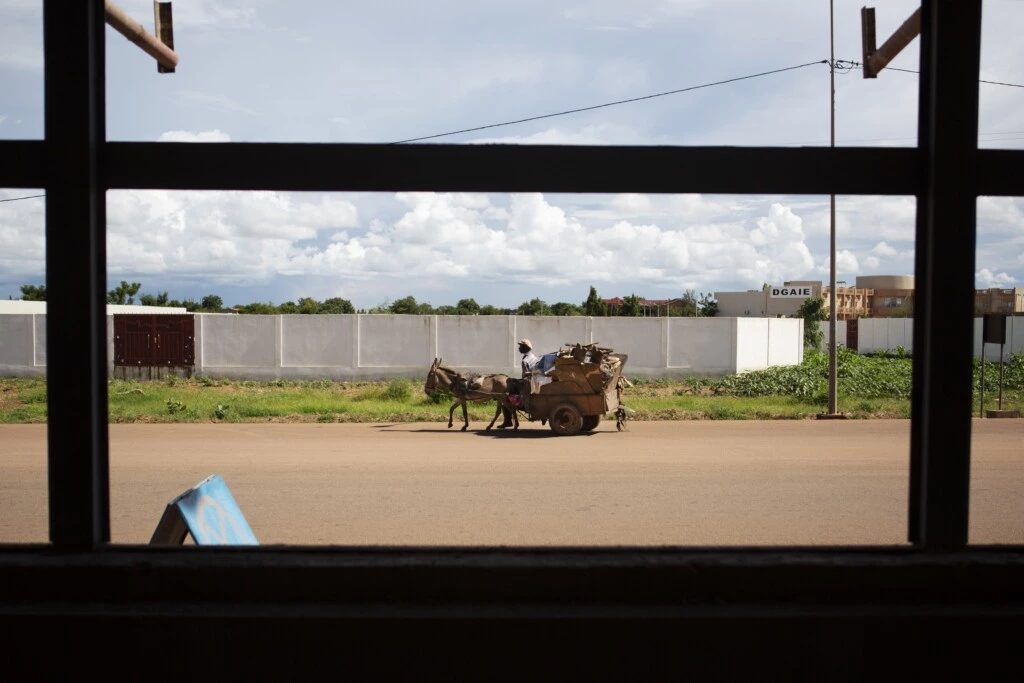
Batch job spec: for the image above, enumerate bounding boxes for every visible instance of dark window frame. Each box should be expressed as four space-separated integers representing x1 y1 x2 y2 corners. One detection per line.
1 0 1021 621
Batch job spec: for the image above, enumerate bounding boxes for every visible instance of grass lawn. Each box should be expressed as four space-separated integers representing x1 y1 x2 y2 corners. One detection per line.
3 350 1021 424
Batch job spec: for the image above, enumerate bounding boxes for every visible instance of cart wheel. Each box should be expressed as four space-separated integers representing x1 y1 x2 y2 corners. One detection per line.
581 414 601 432
549 403 584 436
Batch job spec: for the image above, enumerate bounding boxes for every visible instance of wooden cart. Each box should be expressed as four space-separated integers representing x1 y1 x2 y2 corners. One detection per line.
512 343 630 436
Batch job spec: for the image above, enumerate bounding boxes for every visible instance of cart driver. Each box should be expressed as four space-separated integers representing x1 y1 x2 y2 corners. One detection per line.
496 338 538 429
518 338 539 378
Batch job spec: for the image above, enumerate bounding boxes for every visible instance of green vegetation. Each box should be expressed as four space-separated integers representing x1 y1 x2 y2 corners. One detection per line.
1 350 1021 424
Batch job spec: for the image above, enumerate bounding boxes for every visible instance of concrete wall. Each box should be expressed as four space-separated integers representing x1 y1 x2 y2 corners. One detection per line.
734 318 804 373
817 317 1024 357
820 320 848 349
0 315 41 377
668 317 735 374
1 314 806 381
0 301 187 315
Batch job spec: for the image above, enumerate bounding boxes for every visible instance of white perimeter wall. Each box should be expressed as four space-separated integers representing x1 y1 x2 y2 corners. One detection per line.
1 314 805 380
818 317 1024 357
734 318 804 373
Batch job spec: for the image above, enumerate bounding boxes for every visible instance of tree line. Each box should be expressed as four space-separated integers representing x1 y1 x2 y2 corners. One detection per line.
17 283 719 317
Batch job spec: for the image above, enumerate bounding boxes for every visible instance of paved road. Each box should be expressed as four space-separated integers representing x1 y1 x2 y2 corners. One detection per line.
1 420 1021 546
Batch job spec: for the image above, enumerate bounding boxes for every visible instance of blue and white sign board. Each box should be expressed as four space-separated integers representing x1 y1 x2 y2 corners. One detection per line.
150 474 258 546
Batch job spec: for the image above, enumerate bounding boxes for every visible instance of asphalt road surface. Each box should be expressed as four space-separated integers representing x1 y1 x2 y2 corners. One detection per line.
1 420 1021 546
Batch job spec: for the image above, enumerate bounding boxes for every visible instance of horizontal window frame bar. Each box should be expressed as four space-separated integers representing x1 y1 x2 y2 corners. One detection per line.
5 142 1022 196
1 546 1022 607
105 143 923 195
0 141 46 188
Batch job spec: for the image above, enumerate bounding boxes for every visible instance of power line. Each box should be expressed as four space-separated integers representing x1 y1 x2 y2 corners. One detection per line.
838 60 1024 88
0 194 45 204
390 60 829 144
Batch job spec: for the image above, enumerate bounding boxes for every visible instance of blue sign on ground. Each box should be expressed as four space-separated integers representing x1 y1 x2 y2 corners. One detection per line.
150 474 258 545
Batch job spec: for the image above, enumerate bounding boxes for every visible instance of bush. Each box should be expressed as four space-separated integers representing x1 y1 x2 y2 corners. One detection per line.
425 383 453 405
381 379 412 402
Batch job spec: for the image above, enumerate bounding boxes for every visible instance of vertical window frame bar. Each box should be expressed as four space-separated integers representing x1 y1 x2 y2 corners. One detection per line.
908 0 982 550
43 0 110 547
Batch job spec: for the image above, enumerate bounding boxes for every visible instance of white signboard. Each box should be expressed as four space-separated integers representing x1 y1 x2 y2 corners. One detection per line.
769 286 813 298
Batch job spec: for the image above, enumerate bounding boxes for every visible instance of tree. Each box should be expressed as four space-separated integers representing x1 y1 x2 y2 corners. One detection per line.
454 298 480 316
106 281 141 305
389 296 427 315
516 298 551 316
550 302 582 316
619 294 645 317
320 297 355 314
19 284 46 301
479 305 507 315
698 292 719 317
291 297 318 314
671 289 698 317
201 294 224 312
278 301 300 314
139 291 169 307
582 286 607 317
434 305 457 315
235 302 277 314
796 296 828 350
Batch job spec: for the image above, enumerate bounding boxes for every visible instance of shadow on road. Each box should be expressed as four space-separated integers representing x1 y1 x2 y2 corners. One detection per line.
372 424 602 438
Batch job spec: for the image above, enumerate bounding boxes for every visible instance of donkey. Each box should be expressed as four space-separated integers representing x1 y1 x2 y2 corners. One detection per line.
423 358 520 432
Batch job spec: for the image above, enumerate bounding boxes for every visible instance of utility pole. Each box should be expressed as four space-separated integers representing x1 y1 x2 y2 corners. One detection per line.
829 0 838 414
820 0 842 419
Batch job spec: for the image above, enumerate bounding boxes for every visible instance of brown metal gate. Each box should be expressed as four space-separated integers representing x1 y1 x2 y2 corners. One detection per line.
846 318 859 352
113 314 194 366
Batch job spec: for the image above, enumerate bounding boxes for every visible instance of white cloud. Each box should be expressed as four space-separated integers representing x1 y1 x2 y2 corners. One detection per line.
0 115 6 126
871 241 899 258
157 130 232 143
864 256 881 270
837 250 861 273
976 269 1016 288
100 190 360 283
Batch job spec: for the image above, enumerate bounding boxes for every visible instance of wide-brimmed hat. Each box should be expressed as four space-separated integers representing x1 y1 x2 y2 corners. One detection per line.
518 338 533 350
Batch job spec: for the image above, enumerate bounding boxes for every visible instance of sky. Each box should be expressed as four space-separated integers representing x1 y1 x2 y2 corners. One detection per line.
2 0 1023 310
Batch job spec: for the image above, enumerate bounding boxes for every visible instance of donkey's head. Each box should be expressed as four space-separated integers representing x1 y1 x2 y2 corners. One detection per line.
424 357 443 396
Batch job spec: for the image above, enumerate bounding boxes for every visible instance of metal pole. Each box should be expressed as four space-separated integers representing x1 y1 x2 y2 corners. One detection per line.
104 0 179 70
998 342 1004 409
980 342 985 417
828 0 839 415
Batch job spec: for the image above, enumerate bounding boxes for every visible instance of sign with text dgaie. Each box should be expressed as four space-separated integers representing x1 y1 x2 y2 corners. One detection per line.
769 286 813 298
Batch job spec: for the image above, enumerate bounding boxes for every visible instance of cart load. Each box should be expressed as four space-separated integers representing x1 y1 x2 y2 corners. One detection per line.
513 342 631 436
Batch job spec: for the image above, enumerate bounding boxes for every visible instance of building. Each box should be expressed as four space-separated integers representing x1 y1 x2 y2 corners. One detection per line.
858 275 915 318
717 276 919 320
975 287 1024 314
822 283 874 320
715 281 823 318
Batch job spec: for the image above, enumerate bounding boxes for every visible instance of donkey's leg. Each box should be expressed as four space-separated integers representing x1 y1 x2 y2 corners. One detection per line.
448 400 459 428
486 401 502 431
461 400 469 431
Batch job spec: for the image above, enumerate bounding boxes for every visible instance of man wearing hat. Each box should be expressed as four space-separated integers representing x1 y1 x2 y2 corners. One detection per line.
496 338 539 429
518 338 539 378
